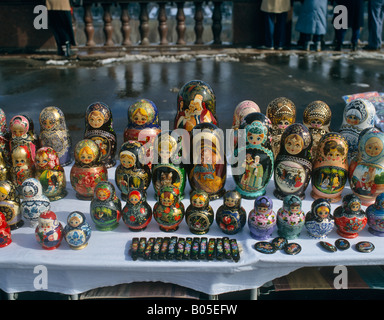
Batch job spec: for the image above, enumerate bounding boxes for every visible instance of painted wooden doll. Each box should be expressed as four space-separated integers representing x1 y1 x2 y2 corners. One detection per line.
311 132 349 203
0 108 10 164
0 180 23 230
185 189 214 235
35 210 63 250
216 190 246 235
189 123 226 200
70 139 108 200
90 181 121 231
277 195 305 240
0 211 12 248
232 100 260 130
266 97 296 159
10 145 34 193
115 140 151 201
0 151 10 181
273 123 312 200
84 102 117 168
366 192 384 237
39 106 73 166
305 198 334 239
122 188 152 231
9 114 38 160
64 211 92 250
248 195 276 240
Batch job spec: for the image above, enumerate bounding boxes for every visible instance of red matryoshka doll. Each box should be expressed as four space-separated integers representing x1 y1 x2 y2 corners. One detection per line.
311 133 349 203
11 145 34 192
0 211 12 248
189 123 226 200
84 102 117 168
122 188 152 231
35 147 67 201
274 123 312 200
35 210 64 250
9 114 38 160
174 80 217 132
70 139 108 200
0 180 23 230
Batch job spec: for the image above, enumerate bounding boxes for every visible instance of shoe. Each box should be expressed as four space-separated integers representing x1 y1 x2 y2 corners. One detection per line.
363 45 380 51
304 42 311 51
351 43 358 51
315 41 321 52
64 41 76 57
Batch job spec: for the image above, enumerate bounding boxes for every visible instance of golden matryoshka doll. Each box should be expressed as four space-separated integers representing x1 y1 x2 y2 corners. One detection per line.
0 180 23 230
311 133 349 203
9 114 38 160
266 97 296 159
84 102 117 168
303 101 332 160
0 150 10 181
70 139 108 200
39 106 73 166
35 147 67 201
11 145 35 192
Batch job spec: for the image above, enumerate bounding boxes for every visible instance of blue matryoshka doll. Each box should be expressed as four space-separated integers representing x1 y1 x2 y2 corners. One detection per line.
64 211 92 250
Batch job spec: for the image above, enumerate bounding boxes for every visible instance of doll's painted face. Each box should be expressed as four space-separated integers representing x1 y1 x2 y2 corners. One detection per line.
11 122 26 137
120 153 136 168
129 193 141 205
35 153 49 168
88 110 105 128
12 148 29 168
160 193 174 206
79 147 95 164
69 216 82 228
96 188 110 201
310 118 323 129
225 196 237 208
285 134 303 155
365 137 383 157
201 148 216 164
132 108 148 126
257 205 269 214
346 114 361 126
247 132 264 146
316 205 329 219
290 204 301 214
159 141 172 161
0 189 8 201
350 201 360 212
277 116 292 130
192 195 205 208
42 118 56 130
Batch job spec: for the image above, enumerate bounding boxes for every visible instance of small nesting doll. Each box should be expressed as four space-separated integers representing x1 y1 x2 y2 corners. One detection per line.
232 100 261 130
122 188 152 231
10 145 35 192
274 123 312 200
39 106 73 166
248 195 276 240
266 97 296 159
185 189 214 235
64 211 92 250
84 102 117 168
115 141 151 201
70 139 108 200
277 195 306 240
35 210 64 250
303 101 332 160
366 192 384 237
153 185 185 232
9 114 38 160
0 180 23 230
0 211 11 248
0 108 10 163
339 98 376 162
305 198 334 239
21 178 50 228
35 147 67 201
90 181 121 231
216 190 246 235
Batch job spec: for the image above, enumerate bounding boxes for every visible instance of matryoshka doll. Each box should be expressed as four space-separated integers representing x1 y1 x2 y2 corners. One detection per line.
273 123 312 200
216 190 246 235
366 193 384 236
0 151 10 181
305 198 334 239
35 147 67 201
311 133 349 203
39 106 73 166
0 211 11 248
10 145 34 193
35 210 63 250
185 189 214 235
90 181 121 231
266 97 296 159
122 188 152 231
277 195 305 240
64 211 92 250
189 123 226 200
232 100 260 147
84 102 117 168
0 108 10 163
9 114 38 160
248 195 276 240
153 185 184 232
70 139 108 200
115 141 151 201
0 180 23 230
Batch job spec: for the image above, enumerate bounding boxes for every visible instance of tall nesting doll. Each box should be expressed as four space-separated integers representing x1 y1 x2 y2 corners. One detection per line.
11 145 34 192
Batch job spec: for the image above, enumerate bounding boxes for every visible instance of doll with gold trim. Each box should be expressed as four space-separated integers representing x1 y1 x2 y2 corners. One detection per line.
10 145 35 193
0 180 23 230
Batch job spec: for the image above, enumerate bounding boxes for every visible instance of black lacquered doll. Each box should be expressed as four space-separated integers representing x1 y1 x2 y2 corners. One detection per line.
216 190 246 235
185 189 214 235
122 188 152 231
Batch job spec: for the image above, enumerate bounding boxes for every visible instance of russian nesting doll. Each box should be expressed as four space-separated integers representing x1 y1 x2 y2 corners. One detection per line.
0 211 11 248
21 178 50 228
0 151 10 181
339 98 376 162
277 195 305 240
35 210 64 250
70 139 108 200
232 100 260 130
84 102 117 168
248 195 276 240
35 147 67 201
115 141 151 201
189 123 226 200
311 132 349 203
366 192 384 237
122 188 152 231
39 106 73 166
303 101 332 160
274 123 312 200
305 198 334 239
0 108 10 163
174 80 217 132
64 211 92 250
216 190 246 235
0 180 23 230
10 145 34 193
266 97 296 159
9 114 38 160
185 189 214 235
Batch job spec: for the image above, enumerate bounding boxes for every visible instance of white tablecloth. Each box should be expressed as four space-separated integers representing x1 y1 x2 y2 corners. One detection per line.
1 165 384 296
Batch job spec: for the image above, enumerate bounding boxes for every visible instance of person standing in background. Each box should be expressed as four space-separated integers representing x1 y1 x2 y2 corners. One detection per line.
365 0 384 51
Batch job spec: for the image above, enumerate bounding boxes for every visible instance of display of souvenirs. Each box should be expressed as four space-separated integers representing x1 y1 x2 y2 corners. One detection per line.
334 194 367 239
189 123 226 200
84 102 117 168
302 101 332 159
311 133 349 203
174 80 217 132
0 180 22 230
266 97 296 158
277 195 306 240
70 139 108 200
152 131 186 200
115 141 151 201
9 114 38 160
35 147 67 201
153 185 185 232
90 181 122 231
64 211 92 250
339 98 376 162
0 211 11 248
273 123 312 200
305 198 334 239
0 109 10 163
10 145 35 192
366 192 384 236
348 127 384 206
21 178 50 228
248 195 276 240
0 151 10 181
122 188 152 231
185 189 214 235
232 100 260 130
216 190 246 235
35 210 63 250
